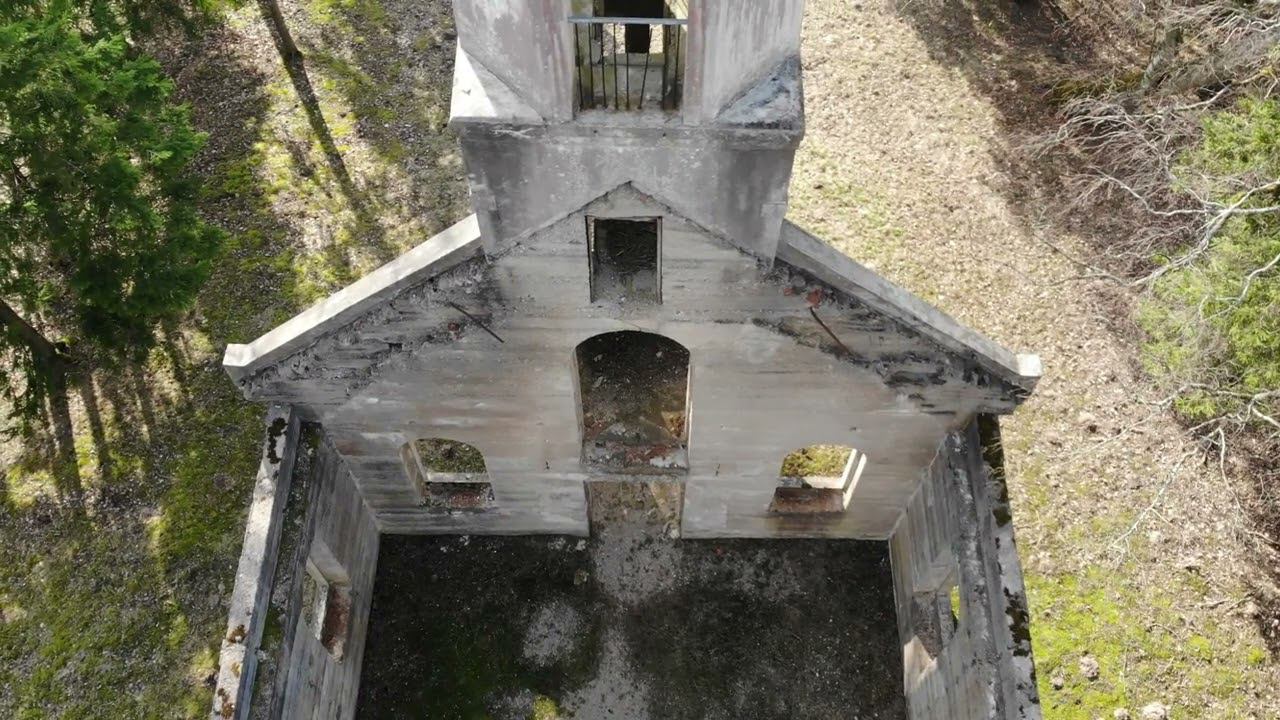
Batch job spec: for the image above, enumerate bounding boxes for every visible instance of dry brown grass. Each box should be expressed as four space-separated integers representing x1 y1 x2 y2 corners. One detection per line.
791 0 1278 716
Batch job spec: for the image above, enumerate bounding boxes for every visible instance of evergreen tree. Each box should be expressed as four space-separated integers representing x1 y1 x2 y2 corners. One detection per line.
0 1 221 434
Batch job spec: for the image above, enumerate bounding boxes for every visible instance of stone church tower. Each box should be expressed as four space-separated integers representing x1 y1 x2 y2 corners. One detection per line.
450 0 804 262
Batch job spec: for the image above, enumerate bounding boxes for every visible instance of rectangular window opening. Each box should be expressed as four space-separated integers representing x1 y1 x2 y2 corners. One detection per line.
588 217 661 305
908 565 962 668
301 544 352 661
572 2 686 111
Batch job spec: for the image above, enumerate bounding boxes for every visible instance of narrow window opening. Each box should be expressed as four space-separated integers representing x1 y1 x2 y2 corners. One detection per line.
588 217 660 304
769 446 866 515
400 438 496 512
910 566 962 664
301 541 351 661
575 331 690 474
939 569 961 646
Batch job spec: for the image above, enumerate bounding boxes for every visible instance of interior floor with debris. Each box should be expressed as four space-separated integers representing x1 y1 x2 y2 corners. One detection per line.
356 483 906 719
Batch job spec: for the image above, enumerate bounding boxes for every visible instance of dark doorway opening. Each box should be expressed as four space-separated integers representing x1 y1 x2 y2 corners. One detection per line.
588 217 660 304
574 330 689 474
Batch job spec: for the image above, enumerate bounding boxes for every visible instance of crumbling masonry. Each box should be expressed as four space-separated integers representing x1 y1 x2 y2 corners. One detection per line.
211 1 1044 717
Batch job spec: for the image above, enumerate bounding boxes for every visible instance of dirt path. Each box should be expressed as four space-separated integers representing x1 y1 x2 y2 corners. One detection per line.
789 2 1278 717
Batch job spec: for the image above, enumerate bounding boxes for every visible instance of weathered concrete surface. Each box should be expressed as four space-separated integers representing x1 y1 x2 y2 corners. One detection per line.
889 417 1041 720
450 0 575 121
228 186 1038 540
223 214 483 385
685 0 805 122
447 0 804 127
210 405 300 720
357 531 905 719
273 436 380 720
449 45 542 126
778 221 1041 394
230 186 1038 540
450 98 802 259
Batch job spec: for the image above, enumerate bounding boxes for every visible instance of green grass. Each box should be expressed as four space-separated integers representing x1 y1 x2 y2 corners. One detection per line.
1028 567 1265 718
0 358 265 717
1140 96 1280 424
415 439 488 474
779 445 852 477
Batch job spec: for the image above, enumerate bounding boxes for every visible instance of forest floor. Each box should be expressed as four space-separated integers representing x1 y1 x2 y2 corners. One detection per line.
0 0 1276 718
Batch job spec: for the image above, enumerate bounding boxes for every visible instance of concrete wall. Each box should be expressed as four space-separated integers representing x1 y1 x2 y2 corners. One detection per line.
685 0 805 122
451 0 574 121
276 435 380 720
210 407 300 720
248 186 1023 540
889 417 1041 720
454 121 799 260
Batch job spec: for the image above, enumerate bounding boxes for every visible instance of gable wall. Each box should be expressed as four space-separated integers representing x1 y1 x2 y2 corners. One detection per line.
288 189 994 539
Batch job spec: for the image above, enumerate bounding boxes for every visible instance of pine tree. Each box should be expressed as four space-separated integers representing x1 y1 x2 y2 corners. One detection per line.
0 2 221 440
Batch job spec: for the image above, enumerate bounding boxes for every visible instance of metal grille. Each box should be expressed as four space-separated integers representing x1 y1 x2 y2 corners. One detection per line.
570 16 686 111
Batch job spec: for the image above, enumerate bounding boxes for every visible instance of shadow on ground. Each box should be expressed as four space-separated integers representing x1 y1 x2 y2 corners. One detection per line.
359 533 905 720
0 0 463 706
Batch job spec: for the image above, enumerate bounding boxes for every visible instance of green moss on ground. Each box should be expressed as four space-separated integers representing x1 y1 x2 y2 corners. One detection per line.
779 445 852 478
1140 96 1280 424
1028 567 1264 719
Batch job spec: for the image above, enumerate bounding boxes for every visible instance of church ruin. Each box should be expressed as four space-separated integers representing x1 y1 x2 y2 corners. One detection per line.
211 1 1044 717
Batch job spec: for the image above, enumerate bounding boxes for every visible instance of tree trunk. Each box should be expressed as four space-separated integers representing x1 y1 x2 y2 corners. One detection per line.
0 297 61 366
1151 25 1280 99
257 0 303 63
0 298 82 503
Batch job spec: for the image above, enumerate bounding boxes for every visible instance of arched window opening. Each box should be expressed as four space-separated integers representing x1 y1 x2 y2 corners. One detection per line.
400 438 495 512
575 331 690 474
769 445 866 515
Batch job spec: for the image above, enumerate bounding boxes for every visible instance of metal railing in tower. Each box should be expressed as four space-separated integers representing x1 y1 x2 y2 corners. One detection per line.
569 15 687 112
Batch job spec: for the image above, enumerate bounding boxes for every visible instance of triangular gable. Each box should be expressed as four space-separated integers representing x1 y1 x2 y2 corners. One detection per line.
777 222 1040 394
502 178 763 259
223 188 1039 414
223 214 484 384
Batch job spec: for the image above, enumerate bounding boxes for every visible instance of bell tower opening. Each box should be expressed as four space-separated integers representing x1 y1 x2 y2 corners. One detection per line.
599 0 668 51
572 0 687 111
